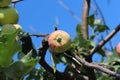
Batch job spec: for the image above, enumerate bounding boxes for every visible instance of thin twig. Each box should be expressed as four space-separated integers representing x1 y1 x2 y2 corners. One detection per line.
93 0 114 51
29 34 49 37
90 24 120 55
11 0 23 7
56 0 81 23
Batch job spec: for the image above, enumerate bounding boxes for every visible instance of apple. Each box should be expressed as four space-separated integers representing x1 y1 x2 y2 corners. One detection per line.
0 0 11 8
48 30 71 54
0 7 19 25
116 42 120 57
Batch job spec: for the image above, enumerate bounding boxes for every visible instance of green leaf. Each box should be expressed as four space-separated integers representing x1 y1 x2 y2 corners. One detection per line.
4 50 40 80
89 34 96 40
76 24 92 48
97 49 106 57
95 24 109 32
50 53 69 73
0 24 21 67
59 54 68 64
4 59 39 80
88 14 95 28
51 54 57 73
76 24 82 36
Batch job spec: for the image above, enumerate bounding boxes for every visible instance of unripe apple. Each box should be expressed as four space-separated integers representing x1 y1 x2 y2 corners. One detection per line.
116 42 120 57
0 7 19 25
0 0 11 8
48 30 71 54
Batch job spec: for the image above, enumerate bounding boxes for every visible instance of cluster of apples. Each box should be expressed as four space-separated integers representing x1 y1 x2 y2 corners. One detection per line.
0 0 22 33
0 0 20 26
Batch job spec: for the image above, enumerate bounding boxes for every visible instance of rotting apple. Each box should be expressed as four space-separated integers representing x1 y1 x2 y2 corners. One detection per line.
0 0 11 8
48 30 71 54
116 42 120 57
0 7 19 25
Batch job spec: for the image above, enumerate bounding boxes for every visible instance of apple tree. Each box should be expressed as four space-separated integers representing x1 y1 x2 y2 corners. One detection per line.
0 0 120 80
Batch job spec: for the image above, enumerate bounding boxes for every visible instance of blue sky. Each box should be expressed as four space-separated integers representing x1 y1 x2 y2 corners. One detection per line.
15 0 120 72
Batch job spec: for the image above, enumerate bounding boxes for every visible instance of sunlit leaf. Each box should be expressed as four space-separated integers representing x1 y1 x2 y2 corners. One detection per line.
4 50 40 79
0 24 21 67
95 24 109 32
51 54 57 73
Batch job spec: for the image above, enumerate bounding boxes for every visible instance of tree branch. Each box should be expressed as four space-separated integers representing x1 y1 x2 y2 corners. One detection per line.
81 0 96 80
90 24 120 55
82 0 90 39
29 34 49 37
65 50 120 78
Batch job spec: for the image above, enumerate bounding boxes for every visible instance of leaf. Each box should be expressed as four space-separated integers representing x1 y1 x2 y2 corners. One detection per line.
88 14 95 28
76 24 82 36
89 34 96 40
59 54 68 64
95 24 109 32
4 50 40 80
76 24 92 48
97 48 106 57
0 24 21 67
4 59 39 80
50 54 57 73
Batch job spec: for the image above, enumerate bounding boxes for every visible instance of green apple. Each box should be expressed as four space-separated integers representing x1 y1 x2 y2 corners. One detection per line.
0 0 12 8
116 42 120 57
48 30 71 54
0 7 19 25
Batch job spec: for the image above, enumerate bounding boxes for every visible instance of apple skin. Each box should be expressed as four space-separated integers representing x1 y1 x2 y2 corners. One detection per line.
0 0 11 8
0 7 19 25
116 42 120 57
48 30 71 54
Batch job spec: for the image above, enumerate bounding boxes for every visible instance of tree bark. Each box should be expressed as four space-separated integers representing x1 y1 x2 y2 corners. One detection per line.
82 0 96 80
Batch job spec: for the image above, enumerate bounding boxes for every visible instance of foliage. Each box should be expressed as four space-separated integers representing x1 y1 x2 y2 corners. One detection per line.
0 0 120 80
